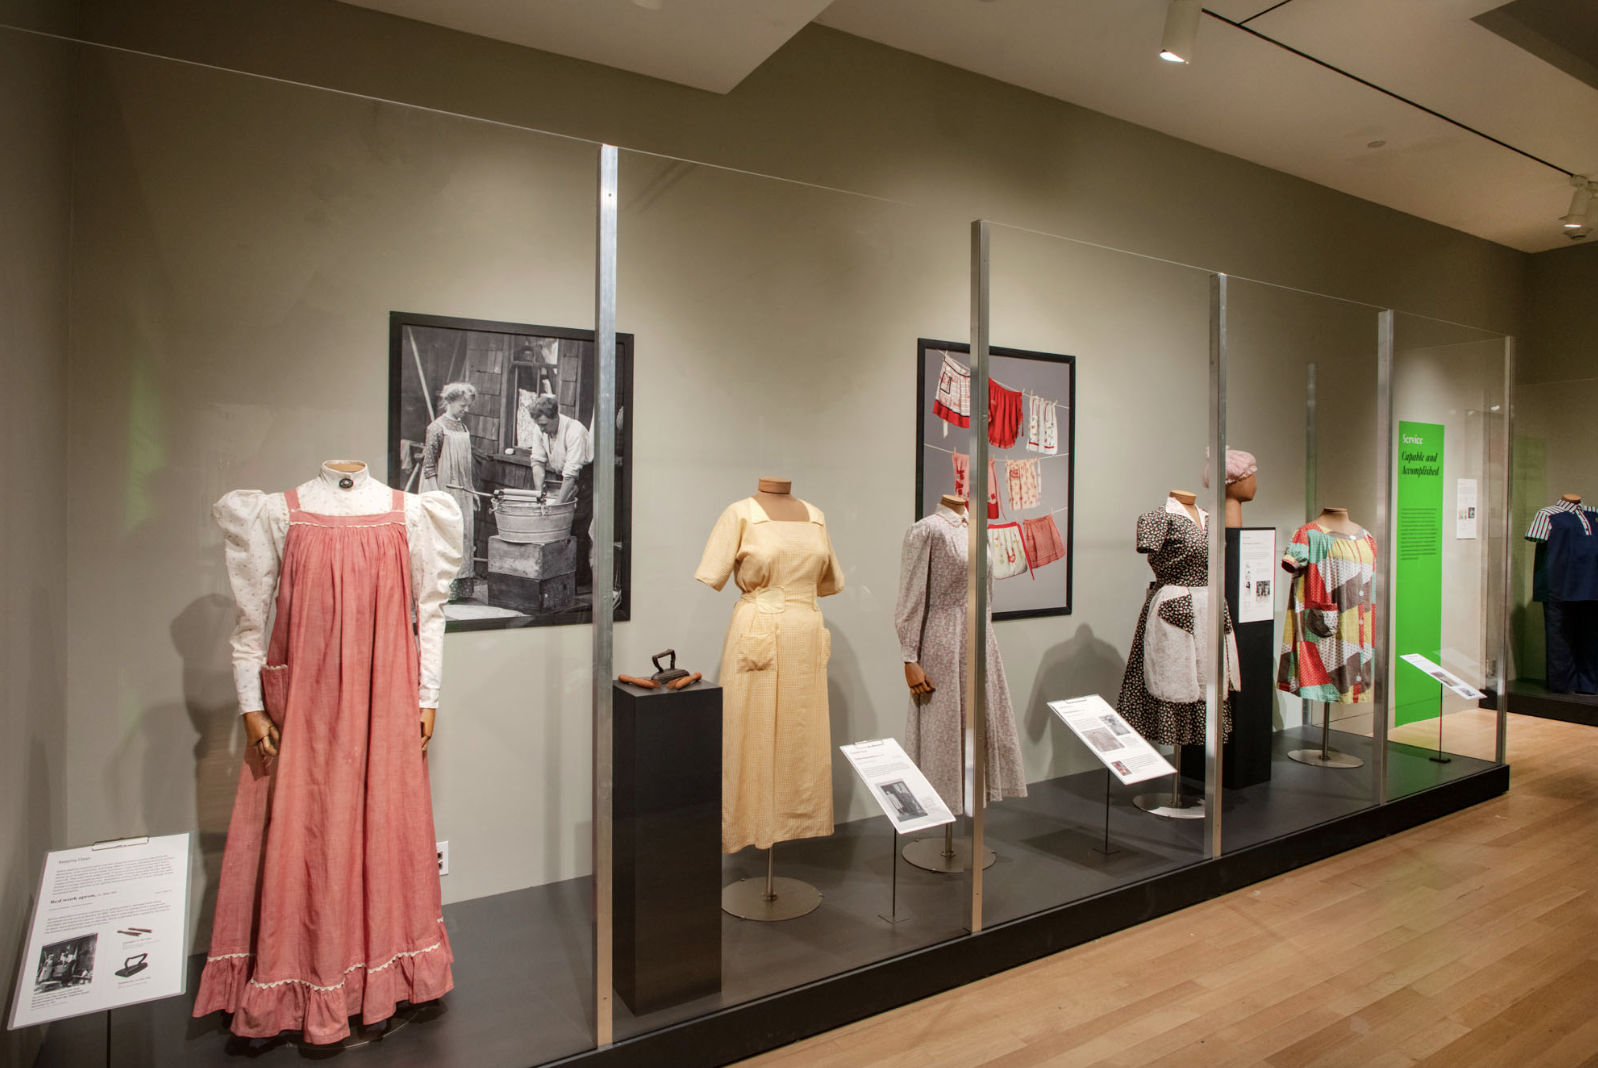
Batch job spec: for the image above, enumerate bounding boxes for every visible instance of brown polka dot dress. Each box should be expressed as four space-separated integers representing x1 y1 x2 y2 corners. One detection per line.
1115 500 1235 747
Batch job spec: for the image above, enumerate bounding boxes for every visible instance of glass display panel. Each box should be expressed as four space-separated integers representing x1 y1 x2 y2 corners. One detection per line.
612 148 975 1038
1387 312 1511 784
21 37 603 1068
980 223 1216 927
1222 278 1384 842
2 16 1522 1063
1513 373 1598 715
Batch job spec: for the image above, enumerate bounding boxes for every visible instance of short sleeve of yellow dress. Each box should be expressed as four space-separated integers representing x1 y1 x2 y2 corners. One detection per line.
696 497 844 853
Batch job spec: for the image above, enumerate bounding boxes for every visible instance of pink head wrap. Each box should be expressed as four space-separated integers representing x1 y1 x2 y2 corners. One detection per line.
1202 448 1258 489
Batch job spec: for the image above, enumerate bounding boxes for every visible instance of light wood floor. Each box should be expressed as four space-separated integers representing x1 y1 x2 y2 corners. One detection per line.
738 711 1596 1068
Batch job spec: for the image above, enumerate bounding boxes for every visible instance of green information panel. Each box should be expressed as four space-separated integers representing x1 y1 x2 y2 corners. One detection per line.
1394 420 1444 726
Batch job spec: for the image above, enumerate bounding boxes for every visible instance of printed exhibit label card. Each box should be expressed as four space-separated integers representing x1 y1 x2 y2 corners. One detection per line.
1400 653 1487 701
1048 695 1177 785
1456 478 1478 540
10 834 190 1030
840 738 956 835
1236 528 1277 624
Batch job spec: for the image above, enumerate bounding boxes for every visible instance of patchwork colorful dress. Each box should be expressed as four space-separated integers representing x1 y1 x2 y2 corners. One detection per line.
1275 522 1378 704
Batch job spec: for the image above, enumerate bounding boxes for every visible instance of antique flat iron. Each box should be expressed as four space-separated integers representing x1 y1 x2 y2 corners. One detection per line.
616 649 702 691
650 649 690 685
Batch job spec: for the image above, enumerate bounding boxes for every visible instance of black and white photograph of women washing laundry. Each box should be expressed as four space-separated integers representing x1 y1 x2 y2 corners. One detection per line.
389 311 633 631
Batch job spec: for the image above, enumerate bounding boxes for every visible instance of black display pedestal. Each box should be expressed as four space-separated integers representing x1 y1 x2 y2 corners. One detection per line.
1183 527 1274 789
613 681 723 1014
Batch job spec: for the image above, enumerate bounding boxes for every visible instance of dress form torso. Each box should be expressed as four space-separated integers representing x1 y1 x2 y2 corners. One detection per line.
1283 508 1362 572
893 499 1027 806
1115 494 1237 746
695 487 845 852
753 476 808 522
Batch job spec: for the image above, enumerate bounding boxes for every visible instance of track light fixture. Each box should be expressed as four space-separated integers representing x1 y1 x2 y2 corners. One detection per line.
1160 0 1201 63
1561 175 1593 239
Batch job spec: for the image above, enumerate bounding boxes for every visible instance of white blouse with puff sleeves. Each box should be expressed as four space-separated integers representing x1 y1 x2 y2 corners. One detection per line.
213 462 463 713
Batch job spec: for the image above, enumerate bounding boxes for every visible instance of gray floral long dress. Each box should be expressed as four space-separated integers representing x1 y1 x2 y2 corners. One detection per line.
894 503 1027 809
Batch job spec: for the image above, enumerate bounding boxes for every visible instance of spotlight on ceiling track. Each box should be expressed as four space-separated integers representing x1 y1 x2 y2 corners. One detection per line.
1160 0 1201 63
1563 175 1593 239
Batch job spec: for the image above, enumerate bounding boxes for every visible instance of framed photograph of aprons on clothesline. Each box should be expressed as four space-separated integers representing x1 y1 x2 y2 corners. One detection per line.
389 311 634 632
915 338 1076 622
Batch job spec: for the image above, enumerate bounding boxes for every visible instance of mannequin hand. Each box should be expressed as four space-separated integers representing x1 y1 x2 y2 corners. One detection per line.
905 662 935 696
242 710 280 761
421 708 436 756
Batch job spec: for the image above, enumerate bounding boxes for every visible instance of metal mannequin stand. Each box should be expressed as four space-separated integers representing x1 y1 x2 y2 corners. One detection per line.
902 823 995 873
879 827 914 924
721 845 820 921
1429 707 1452 764
1287 700 1364 769
1133 745 1206 820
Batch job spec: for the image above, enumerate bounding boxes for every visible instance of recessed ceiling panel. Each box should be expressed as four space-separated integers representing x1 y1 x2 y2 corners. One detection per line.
818 0 1598 250
333 0 836 93
1476 0 1598 94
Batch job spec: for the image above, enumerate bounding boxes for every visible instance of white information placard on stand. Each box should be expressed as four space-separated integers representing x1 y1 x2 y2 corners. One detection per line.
1456 479 1478 540
1048 695 1177 785
840 739 956 835
9 834 191 1030
1236 528 1278 624
1400 654 1487 701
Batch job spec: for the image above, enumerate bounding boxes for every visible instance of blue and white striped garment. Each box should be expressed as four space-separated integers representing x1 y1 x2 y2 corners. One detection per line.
1526 498 1592 541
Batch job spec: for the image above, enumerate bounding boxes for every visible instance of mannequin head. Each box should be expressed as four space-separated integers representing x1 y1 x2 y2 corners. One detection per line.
1203 448 1258 491
1204 448 1257 528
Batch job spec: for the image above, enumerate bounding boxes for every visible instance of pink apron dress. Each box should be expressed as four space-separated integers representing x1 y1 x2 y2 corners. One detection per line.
194 489 453 1044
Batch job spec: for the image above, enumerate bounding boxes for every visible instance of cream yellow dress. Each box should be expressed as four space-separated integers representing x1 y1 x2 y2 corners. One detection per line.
696 498 845 853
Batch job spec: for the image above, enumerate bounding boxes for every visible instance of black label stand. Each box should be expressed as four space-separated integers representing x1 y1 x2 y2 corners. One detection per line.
1183 527 1274 788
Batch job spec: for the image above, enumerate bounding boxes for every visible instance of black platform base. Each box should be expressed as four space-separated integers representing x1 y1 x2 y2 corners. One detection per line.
1483 678 1598 726
34 728 1505 1068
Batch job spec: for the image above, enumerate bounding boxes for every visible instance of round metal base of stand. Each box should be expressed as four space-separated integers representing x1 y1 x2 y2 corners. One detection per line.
1287 747 1364 769
721 876 821 921
901 837 996 873
263 1005 422 1050
1132 792 1206 820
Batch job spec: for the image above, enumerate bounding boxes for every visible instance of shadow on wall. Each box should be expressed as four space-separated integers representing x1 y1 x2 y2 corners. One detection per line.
824 621 875 872
1021 624 1127 752
122 595 240 951
3 582 69 1068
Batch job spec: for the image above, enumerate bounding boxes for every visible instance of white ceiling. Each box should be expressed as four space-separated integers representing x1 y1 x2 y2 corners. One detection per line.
335 0 1598 252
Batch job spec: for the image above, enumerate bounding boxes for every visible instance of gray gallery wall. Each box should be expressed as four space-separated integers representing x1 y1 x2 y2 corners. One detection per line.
69 0 1526 336
0 25 74 1068
1 0 1554 967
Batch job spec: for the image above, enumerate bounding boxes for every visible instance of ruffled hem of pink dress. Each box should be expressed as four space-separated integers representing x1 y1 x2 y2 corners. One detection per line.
192 925 454 1045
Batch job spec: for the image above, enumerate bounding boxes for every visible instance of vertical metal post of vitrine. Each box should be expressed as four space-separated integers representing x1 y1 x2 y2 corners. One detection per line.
1303 363 1317 732
1497 337 1515 764
592 143 619 1048
967 220 991 934
1203 274 1227 859
1370 310 1395 804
